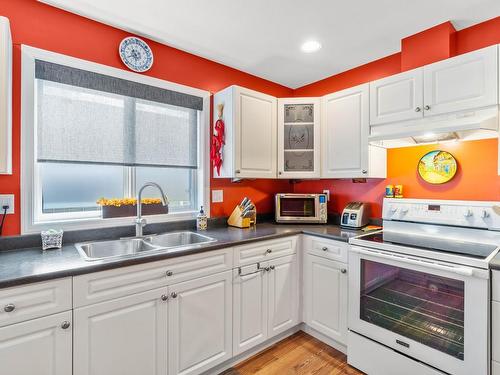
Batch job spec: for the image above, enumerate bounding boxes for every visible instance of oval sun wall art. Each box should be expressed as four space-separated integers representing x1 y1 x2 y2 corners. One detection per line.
418 150 458 184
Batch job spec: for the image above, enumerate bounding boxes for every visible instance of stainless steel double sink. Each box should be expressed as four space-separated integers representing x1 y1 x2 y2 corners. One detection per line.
75 231 217 261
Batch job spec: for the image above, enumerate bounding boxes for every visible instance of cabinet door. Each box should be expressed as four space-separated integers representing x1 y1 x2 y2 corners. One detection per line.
369 68 423 125
74 288 168 375
0 17 11 175
423 45 498 116
232 263 268 355
168 271 232 375
321 84 370 178
234 86 277 178
0 311 72 375
268 254 299 338
304 255 348 344
277 97 321 178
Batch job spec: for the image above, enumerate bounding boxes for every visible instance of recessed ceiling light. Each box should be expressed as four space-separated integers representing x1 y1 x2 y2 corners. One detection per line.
301 40 322 53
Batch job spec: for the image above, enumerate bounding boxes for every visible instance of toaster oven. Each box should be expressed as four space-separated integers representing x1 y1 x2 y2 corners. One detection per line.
275 193 328 223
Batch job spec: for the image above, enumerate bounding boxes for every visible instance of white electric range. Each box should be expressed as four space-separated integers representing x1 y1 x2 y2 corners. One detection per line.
347 198 500 375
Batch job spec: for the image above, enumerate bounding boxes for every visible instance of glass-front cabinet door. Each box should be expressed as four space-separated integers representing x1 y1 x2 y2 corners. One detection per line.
277 98 320 178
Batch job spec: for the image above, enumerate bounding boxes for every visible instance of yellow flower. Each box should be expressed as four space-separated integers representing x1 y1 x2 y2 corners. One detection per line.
97 197 162 207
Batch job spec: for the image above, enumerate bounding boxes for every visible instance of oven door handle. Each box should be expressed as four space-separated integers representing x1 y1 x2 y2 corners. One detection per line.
351 247 475 277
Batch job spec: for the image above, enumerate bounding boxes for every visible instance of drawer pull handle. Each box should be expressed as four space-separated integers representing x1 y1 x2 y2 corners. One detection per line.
266 249 272 254
322 247 328 251
161 294 169 302
4 304 15 312
341 268 347 274
170 292 178 299
166 270 173 277
61 321 71 330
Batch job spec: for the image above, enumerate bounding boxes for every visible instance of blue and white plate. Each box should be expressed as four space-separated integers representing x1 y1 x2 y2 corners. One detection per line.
119 37 154 73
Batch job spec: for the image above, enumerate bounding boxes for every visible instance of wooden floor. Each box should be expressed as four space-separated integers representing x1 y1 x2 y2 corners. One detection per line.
221 331 364 375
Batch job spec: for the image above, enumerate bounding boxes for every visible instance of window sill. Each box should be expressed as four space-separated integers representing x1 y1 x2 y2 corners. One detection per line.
23 211 199 235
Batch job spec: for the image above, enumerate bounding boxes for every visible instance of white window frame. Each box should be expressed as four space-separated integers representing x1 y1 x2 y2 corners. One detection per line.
21 45 210 234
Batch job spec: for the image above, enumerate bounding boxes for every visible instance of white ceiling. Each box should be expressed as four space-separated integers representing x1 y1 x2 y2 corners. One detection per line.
40 0 500 88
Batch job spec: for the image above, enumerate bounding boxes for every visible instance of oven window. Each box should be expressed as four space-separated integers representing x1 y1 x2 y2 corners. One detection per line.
280 198 315 217
360 260 464 360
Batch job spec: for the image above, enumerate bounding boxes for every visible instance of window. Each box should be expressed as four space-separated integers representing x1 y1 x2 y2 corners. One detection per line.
22 47 209 233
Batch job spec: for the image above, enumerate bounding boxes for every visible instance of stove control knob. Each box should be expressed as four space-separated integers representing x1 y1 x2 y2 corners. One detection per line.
400 207 409 215
481 210 490 219
389 205 398 214
463 209 473 218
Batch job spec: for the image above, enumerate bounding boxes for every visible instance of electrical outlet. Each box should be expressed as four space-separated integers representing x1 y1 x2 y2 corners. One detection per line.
322 190 330 201
0 194 14 214
211 190 223 203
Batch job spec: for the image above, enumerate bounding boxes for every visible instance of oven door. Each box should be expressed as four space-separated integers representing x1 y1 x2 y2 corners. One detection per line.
348 246 489 375
275 194 319 222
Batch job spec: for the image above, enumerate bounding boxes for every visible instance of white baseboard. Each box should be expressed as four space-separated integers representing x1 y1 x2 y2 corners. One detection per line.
202 324 346 374
300 323 347 355
202 326 301 375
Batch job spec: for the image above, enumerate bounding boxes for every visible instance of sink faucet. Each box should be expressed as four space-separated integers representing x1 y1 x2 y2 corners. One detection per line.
135 182 169 237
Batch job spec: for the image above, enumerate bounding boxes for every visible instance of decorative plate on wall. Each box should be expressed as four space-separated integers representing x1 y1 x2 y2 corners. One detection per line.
119 37 154 72
418 150 458 184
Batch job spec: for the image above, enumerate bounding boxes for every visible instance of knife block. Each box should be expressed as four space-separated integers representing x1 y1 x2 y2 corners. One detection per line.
227 205 257 228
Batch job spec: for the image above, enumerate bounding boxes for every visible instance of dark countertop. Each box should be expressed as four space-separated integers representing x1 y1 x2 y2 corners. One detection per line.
0 223 366 289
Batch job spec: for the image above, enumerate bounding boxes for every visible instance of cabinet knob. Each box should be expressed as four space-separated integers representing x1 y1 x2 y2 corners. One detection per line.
341 268 347 274
266 249 272 254
4 303 15 312
322 247 328 252
269 265 275 270
161 294 169 302
424 105 431 111
166 270 173 277
61 321 71 330
415 107 421 112
278 171 282 175
235 170 240 174
362 170 367 174
170 292 178 299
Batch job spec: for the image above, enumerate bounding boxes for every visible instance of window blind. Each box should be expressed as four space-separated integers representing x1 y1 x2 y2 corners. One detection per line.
35 60 200 168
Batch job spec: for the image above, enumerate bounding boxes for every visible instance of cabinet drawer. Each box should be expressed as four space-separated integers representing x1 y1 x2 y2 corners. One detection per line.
74 248 233 307
234 237 297 266
307 236 348 263
0 278 72 327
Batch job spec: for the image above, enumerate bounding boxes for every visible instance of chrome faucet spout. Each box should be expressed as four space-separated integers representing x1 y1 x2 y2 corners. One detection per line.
135 182 169 237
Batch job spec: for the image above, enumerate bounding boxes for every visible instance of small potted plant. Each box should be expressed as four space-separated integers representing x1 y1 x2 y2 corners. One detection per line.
97 198 169 219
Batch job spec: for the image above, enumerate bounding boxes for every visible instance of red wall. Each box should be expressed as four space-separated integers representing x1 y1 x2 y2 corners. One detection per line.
0 1 499 235
0 0 294 235
294 16 500 218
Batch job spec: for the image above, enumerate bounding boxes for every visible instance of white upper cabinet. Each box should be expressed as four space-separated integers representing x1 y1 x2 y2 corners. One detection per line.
370 45 498 128
322 84 386 179
0 16 12 175
277 98 321 178
370 68 424 125
423 45 498 116
213 85 277 179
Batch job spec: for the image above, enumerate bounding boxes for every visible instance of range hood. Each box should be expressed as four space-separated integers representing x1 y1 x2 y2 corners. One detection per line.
369 105 499 148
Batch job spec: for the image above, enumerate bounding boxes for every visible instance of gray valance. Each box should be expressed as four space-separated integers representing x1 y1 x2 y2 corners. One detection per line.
35 60 203 111
36 60 199 169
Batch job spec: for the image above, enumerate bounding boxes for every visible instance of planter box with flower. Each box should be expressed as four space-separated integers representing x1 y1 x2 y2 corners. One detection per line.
97 198 169 219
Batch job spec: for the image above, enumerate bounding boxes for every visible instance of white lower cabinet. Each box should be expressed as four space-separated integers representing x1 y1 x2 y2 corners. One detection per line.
0 310 72 375
232 262 269 355
304 253 348 345
233 254 299 355
168 271 233 375
268 255 299 337
74 287 168 375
